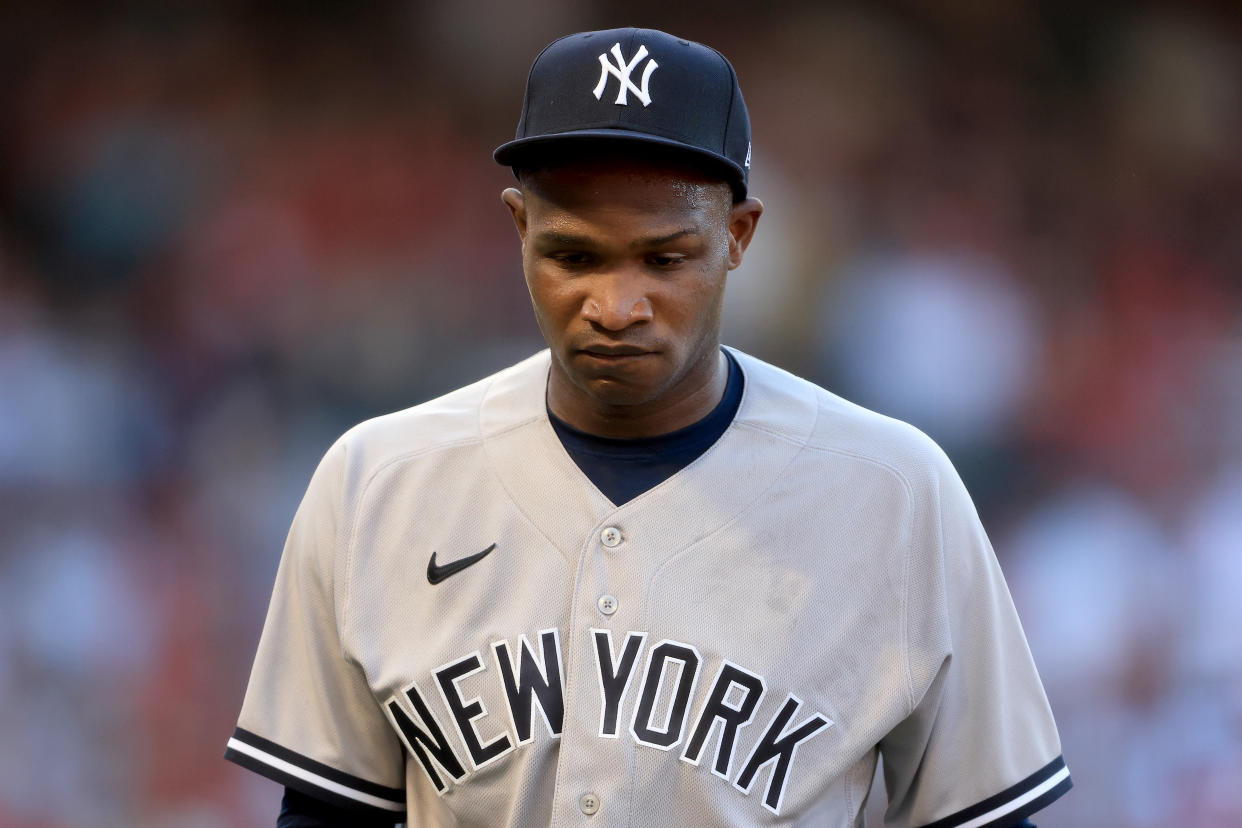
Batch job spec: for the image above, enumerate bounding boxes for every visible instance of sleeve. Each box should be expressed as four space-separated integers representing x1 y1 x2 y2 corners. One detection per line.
225 438 408 822
878 445 1071 828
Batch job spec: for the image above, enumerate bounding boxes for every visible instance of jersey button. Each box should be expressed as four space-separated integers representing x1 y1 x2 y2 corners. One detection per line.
579 792 601 815
600 526 623 548
597 594 618 616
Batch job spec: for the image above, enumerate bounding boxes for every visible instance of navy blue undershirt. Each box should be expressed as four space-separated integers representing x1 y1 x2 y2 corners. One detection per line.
548 349 743 506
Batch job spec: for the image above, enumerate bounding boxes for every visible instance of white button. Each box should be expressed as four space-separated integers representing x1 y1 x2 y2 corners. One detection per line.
601 526 623 548
579 792 600 815
597 594 618 615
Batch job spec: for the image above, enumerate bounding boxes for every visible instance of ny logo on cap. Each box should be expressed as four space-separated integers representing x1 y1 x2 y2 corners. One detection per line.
593 42 658 107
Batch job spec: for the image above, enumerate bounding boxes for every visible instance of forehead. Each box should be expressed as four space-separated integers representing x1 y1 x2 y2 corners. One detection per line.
520 156 730 220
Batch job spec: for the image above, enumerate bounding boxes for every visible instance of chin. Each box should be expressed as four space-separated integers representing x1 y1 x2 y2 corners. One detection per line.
579 375 663 408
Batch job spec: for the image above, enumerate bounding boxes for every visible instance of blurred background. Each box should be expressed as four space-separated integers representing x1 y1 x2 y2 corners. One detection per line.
1 1 1239 825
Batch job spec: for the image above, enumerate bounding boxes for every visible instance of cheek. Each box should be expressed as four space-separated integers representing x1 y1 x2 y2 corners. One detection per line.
651 274 726 354
679 270 727 320
524 267 577 329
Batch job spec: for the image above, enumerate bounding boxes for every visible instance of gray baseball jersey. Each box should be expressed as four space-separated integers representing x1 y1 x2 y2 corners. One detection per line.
226 347 1070 826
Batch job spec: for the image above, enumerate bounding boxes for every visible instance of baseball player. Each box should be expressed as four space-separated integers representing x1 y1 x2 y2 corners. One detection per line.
226 28 1071 827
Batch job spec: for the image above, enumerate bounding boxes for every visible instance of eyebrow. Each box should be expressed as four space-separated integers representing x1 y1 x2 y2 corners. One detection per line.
533 231 594 248
633 228 698 248
532 228 700 249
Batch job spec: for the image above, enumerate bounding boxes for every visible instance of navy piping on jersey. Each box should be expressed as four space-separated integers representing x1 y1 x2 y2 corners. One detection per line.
224 727 406 821
549 349 744 506
920 755 1071 828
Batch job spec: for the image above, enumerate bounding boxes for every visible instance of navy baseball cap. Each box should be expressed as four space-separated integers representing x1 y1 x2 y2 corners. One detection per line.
494 28 752 197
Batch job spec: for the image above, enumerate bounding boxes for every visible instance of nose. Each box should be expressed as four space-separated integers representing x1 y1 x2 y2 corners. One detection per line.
581 272 653 331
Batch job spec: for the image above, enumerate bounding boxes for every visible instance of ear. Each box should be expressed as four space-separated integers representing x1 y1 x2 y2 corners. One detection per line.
501 187 527 243
725 197 763 270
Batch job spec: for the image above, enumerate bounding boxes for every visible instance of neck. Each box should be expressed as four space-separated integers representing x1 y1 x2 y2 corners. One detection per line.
548 350 728 439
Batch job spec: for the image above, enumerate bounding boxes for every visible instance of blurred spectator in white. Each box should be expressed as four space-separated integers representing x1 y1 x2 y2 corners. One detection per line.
1181 466 1242 685
1005 483 1179 826
0 311 168 487
820 249 1041 454
0 519 157 825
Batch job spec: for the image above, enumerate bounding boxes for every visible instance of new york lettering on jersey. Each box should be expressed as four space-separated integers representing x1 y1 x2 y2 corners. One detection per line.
382 627 831 816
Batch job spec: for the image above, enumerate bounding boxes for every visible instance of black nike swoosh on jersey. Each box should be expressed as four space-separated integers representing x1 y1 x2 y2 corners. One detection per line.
426 544 497 585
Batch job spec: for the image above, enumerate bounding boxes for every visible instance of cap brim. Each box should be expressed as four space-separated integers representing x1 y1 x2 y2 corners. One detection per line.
493 129 746 196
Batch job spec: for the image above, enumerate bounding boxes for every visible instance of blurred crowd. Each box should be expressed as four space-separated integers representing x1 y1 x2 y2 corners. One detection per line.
1 2 1239 826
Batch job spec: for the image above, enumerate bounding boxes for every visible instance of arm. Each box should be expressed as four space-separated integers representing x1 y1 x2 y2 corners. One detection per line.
278 787 400 828
224 439 408 821
879 440 1071 827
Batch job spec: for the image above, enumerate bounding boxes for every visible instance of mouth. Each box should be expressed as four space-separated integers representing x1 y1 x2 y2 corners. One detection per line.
577 345 653 363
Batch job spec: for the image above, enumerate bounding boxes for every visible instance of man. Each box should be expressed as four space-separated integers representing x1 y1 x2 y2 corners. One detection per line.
226 27 1070 827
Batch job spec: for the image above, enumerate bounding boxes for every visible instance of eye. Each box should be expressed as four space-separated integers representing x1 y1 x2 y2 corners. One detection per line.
647 253 686 268
549 251 593 268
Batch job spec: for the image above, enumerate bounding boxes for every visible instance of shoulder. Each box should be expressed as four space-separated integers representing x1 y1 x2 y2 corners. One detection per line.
729 347 958 498
325 350 551 495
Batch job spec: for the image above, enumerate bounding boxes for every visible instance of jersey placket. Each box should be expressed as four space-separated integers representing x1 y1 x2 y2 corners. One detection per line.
549 519 643 825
